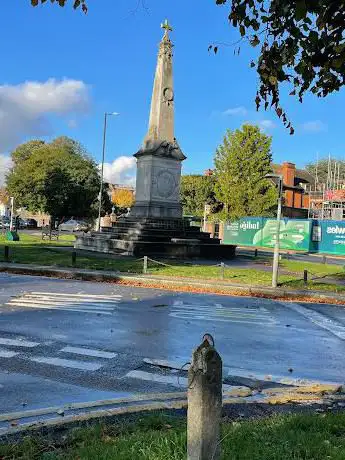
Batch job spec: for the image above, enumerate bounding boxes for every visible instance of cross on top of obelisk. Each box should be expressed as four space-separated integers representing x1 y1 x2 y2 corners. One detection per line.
161 19 172 36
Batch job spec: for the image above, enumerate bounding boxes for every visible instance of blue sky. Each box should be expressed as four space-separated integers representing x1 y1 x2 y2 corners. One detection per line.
0 0 344 184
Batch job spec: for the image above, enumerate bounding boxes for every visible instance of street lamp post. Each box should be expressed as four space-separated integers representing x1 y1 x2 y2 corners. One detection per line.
265 174 283 288
9 197 14 232
97 112 119 232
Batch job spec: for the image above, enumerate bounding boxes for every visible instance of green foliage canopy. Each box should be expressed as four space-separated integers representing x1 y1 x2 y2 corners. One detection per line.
180 175 221 218
6 137 111 220
212 1 345 132
214 124 277 220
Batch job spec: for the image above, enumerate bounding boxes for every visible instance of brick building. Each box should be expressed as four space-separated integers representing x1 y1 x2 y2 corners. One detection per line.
272 162 314 218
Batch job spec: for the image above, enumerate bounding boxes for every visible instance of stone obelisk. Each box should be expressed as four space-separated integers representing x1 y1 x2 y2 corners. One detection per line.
130 20 186 219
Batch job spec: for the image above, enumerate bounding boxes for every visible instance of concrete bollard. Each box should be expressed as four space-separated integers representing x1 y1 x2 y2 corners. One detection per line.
4 245 9 263
71 251 77 267
322 255 326 264
220 262 225 280
303 269 308 286
143 256 148 274
187 334 222 460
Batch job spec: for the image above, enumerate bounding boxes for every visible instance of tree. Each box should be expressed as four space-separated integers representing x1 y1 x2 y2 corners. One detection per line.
212 1 345 132
112 188 135 209
11 140 45 165
0 187 9 205
180 175 221 217
6 137 111 221
305 158 345 188
214 124 277 220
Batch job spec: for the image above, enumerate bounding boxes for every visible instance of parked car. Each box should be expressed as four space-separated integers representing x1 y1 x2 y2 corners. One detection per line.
59 219 90 232
0 217 10 229
18 218 37 229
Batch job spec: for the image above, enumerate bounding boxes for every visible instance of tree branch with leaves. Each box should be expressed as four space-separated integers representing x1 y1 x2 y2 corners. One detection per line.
30 0 87 13
212 0 345 133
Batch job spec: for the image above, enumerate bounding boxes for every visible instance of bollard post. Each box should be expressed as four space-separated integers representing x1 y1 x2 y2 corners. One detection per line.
323 255 326 264
143 256 148 274
220 262 225 280
187 334 222 460
71 251 77 267
4 245 9 263
303 269 308 286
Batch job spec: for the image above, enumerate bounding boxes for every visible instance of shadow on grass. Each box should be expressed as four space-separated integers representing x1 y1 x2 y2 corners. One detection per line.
0 244 143 273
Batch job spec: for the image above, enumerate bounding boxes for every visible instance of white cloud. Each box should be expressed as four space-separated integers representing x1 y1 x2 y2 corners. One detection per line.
102 156 136 186
301 120 327 133
0 79 90 153
258 119 276 130
67 119 78 129
0 155 12 187
223 106 248 116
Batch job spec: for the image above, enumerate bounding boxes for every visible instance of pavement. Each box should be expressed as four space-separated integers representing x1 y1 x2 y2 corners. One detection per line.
1 271 345 427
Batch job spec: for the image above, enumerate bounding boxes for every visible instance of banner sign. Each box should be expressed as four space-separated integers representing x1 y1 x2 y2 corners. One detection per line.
223 218 311 251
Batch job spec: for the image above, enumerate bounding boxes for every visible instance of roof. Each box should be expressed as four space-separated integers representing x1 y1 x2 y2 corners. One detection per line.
272 163 315 185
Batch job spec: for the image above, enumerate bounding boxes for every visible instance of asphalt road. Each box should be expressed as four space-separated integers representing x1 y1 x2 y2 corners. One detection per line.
0 272 345 414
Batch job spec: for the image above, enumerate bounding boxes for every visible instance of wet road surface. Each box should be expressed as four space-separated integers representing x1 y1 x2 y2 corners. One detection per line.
0 272 345 413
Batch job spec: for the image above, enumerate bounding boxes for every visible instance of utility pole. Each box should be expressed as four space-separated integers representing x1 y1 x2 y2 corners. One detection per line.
265 174 283 288
97 112 119 232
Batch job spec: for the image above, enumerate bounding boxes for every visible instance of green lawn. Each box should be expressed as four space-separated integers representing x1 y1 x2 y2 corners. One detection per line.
281 259 345 277
0 232 344 292
0 232 75 247
2 412 345 459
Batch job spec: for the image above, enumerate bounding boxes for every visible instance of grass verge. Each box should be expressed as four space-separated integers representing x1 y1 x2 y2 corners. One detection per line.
2 412 345 459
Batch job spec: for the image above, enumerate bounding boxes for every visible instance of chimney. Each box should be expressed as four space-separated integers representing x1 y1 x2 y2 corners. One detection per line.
282 162 295 187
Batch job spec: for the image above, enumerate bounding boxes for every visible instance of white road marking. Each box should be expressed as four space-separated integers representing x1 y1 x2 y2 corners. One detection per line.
10 300 115 310
126 370 244 391
0 337 39 348
126 370 187 387
61 346 117 359
170 300 277 325
6 292 122 315
30 292 122 299
0 348 18 358
30 357 102 371
282 302 345 341
8 303 113 316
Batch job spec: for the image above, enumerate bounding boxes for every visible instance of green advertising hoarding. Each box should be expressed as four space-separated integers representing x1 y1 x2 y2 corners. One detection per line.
224 218 263 247
223 218 311 251
317 221 345 255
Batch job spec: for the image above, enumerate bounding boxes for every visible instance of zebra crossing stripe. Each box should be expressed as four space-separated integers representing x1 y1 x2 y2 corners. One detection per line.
0 348 18 358
125 370 243 392
30 356 102 371
0 337 39 348
22 295 120 305
30 292 122 299
6 292 122 315
10 300 115 311
60 346 117 359
126 370 188 387
8 302 113 315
